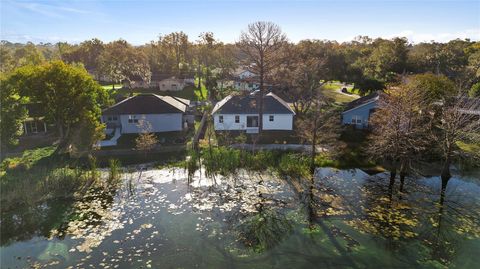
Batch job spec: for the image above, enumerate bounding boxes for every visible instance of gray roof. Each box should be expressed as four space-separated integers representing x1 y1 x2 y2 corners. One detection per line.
343 92 380 113
212 92 295 115
103 94 188 115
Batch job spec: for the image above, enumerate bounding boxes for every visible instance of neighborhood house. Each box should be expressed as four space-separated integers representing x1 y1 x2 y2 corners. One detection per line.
212 91 295 133
22 103 50 136
341 92 380 129
102 93 191 134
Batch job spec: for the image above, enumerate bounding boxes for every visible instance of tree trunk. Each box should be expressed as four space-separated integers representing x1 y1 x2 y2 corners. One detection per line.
258 56 264 134
399 161 406 192
441 156 451 181
310 130 316 175
389 170 396 188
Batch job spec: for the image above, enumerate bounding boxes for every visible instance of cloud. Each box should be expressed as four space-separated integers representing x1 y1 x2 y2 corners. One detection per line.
0 33 83 44
388 29 480 43
11 1 101 19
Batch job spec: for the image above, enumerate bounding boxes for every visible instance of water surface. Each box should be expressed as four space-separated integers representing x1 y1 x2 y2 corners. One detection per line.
1 167 479 268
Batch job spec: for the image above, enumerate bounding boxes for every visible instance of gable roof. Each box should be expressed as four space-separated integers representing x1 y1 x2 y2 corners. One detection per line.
103 94 188 115
342 92 380 114
212 91 295 115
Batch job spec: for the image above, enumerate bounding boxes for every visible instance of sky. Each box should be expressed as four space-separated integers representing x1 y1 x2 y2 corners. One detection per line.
1 0 479 45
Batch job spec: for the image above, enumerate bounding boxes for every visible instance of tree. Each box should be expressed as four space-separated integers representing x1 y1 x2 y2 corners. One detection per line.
7 61 110 154
237 21 287 132
12 42 45 69
61 38 105 79
276 40 329 116
196 32 217 99
0 47 15 73
368 84 429 192
432 96 480 190
98 40 151 90
0 74 27 153
158 32 191 77
297 92 339 174
135 119 158 158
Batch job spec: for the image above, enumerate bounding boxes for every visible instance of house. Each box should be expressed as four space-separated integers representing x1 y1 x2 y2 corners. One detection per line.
22 103 50 136
234 78 261 92
233 68 257 80
212 91 295 133
157 78 187 91
341 92 380 129
101 94 191 136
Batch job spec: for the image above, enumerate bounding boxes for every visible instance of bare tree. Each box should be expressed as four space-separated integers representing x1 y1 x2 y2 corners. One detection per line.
237 21 287 132
432 96 480 192
368 86 429 192
297 92 339 174
135 119 158 158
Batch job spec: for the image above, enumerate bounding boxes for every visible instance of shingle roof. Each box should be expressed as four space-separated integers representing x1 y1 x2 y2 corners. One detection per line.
343 92 380 113
103 94 188 115
212 92 295 115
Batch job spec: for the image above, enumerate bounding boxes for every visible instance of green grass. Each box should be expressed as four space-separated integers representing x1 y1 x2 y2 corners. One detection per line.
320 82 358 103
101 84 123 90
194 77 209 101
321 88 358 103
1 146 56 172
113 85 206 101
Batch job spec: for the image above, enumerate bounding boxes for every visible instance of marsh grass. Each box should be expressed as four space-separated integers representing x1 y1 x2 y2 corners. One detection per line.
0 148 124 213
185 146 321 180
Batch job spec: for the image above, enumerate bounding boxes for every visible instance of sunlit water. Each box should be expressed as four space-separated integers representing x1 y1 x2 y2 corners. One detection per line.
1 167 479 268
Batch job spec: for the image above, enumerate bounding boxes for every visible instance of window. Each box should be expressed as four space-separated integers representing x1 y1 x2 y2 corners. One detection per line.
128 115 138 124
269 115 274 122
112 116 118 121
107 116 112 121
351 116 362 124
219 115 224 123
235 115 240 123
29 121 38 133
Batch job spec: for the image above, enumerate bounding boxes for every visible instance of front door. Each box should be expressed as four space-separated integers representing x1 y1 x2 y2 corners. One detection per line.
246 116 259 127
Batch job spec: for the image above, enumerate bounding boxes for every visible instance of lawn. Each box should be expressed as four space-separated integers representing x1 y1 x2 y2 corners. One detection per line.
101 84 123 90
112 85 207 101
320 82 358 103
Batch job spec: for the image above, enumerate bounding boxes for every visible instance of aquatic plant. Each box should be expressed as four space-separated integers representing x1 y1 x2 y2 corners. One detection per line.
236 209 293 252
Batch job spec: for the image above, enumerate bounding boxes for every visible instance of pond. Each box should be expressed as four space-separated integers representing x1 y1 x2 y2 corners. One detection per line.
1 166 479 268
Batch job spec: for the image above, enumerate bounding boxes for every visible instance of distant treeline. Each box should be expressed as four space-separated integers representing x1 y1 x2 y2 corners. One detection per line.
1 30 479 96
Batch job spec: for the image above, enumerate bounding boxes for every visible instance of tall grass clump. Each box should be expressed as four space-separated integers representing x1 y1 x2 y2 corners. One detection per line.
277 154 310 178
107 159 122 186
185 149 200 182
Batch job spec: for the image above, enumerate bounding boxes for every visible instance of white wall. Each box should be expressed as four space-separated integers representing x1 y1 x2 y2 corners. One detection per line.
213 113 293 131
120 113 183 134
262 114 293 130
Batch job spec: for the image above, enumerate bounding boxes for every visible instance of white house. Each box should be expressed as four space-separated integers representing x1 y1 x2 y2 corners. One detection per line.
101 94 191 135
212 91 295 133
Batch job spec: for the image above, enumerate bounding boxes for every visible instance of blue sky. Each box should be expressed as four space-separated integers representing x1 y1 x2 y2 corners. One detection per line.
1 0 479 44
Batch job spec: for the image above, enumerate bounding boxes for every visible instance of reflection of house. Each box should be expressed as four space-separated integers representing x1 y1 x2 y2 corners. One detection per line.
341 92 380 129
101 94 191 135
22 103 50 136
212 91 295 133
